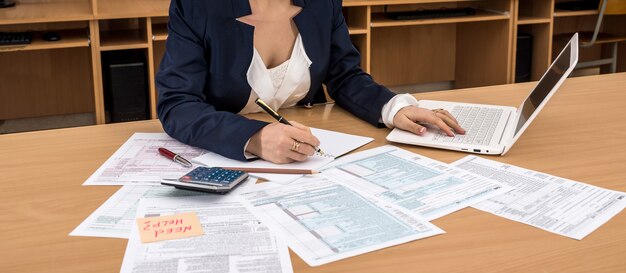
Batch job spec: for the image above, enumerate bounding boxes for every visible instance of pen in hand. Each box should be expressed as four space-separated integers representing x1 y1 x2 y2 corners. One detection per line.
255 98 327 157
158 147 193 168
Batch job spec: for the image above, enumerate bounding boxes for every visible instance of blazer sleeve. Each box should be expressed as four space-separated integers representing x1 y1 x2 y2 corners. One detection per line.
323 0 396 126
156 0 267 161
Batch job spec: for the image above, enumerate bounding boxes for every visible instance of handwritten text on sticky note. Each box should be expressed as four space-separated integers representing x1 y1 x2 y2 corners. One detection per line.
136 212 204 243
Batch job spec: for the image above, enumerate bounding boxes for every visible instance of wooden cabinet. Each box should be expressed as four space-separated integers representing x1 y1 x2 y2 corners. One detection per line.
512 0 555 82
1 0 624 125
0 1 94 121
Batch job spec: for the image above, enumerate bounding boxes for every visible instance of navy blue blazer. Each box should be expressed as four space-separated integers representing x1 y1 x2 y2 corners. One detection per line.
156 0 395 160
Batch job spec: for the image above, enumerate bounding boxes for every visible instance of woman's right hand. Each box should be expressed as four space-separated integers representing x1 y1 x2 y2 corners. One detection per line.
246 121 320 164
393 106 465 137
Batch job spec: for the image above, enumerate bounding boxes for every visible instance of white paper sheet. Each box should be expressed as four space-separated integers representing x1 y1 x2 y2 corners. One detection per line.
239 175 444 266
192 128 373 183
71 179 257 239
83 133 207 186
452 156 626 240
70 185 203 238
119 195 293 273
321 145 512 220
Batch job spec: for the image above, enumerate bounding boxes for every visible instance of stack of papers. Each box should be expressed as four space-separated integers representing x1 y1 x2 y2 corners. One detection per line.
452 156 626 240
236 145 515 266
321 146 512 220
83 133 207 186
120 196 293 273
70 185 205 238
240 176 444 266
73 132 626 271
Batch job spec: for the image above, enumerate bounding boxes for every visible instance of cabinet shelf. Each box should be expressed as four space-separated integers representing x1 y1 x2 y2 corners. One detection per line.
517 16 551 25
343 0 373 7
96 0 169 19
0 1 93 25
152 24 168 41
0 29 89 52
99 30 148 51
343 0 433 7
371 10 509 28
554 9 599 18
348 26 368 35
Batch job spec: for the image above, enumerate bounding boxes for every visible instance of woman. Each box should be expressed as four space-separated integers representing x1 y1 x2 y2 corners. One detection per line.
156 0 464 163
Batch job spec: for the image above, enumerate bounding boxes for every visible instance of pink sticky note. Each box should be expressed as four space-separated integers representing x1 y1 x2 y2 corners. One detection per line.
136 212 204 243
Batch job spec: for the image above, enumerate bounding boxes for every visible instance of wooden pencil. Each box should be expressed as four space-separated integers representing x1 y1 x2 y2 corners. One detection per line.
221 167 319 175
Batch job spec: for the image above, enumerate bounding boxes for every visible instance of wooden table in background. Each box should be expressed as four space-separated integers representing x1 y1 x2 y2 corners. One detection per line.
1 73 625 273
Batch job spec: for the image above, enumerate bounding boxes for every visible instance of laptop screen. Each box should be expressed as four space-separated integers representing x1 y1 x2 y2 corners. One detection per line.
514 42 573 135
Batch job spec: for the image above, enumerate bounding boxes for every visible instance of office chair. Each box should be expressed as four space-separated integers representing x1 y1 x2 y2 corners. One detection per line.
564 0 626 73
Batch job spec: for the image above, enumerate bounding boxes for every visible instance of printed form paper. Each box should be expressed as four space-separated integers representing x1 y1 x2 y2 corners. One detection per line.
192 128 373 183
71 179 256 239
84 133 207 186
453 155 626 240
239 175 444 266
70 185 205 238
120 195 293 273
322 146 512 220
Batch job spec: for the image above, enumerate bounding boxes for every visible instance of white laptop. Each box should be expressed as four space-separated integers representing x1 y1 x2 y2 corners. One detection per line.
387 33 579 155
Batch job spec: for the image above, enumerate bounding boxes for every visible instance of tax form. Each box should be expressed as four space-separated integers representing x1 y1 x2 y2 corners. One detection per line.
453 156 626 240
71 179 256 238
120 195 292 273
192 128 373 183
322 145 512 220
70 185 204 238
83 133 207 186
239 175 444 266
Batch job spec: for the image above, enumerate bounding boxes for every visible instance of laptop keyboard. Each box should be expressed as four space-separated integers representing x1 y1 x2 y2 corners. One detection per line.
432 106 503 145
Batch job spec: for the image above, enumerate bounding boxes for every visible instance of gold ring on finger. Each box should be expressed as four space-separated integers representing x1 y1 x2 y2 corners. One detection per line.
291 141 301 152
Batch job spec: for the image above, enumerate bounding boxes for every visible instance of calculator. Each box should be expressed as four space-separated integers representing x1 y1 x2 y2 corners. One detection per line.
161 167 248 194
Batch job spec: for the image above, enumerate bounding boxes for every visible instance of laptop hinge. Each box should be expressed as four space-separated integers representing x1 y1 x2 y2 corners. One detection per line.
497 111 513 145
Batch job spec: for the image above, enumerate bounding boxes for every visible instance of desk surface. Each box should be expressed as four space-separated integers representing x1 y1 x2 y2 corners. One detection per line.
1 73 625 273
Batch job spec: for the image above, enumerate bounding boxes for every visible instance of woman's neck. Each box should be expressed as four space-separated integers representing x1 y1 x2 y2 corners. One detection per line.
250 0 293 13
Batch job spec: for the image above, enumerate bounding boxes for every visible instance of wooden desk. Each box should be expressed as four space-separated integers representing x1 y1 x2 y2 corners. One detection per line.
1 73 625 273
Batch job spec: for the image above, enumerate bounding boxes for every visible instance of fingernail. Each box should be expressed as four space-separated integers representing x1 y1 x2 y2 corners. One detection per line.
419 127 426 134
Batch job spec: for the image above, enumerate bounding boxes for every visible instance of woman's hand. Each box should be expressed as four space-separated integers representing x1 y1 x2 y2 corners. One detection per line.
393 106 465 136
246 121 320 164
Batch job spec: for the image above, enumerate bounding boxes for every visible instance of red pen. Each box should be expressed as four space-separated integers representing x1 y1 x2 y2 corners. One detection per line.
158 147 193 168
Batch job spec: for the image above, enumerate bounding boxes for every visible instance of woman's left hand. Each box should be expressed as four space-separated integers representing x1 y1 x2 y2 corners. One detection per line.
392 106 465 137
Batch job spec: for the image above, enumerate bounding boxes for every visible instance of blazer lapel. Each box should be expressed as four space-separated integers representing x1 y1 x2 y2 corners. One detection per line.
293 5 325 105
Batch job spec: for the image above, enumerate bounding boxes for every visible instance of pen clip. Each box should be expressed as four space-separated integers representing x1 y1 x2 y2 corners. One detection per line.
255 99 279 116
174 155 193 168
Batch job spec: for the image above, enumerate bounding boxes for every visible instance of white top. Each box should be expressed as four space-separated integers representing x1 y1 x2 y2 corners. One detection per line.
240 34 312 114
241 33 418 156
